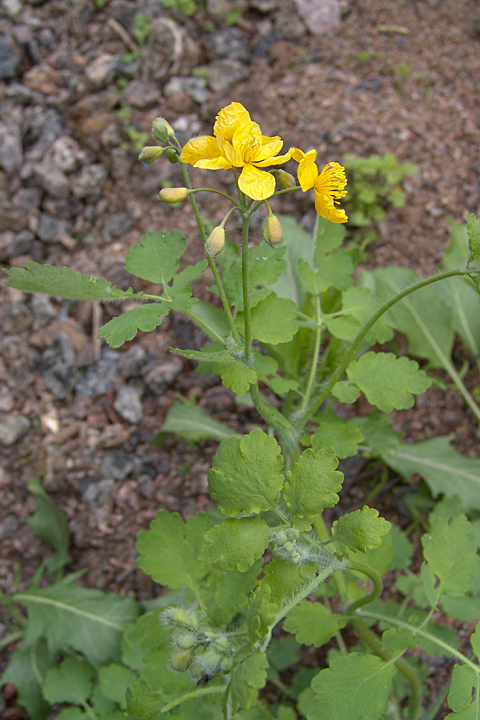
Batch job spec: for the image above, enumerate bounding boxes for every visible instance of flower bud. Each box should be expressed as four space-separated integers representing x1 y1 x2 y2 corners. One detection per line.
275 169 296 189
205 227 225 257
263 214 283 247
152 117 175 142
138 146 165 164
170 650 193 672
165 147 179 164
162 607 199 630
157 187 189 204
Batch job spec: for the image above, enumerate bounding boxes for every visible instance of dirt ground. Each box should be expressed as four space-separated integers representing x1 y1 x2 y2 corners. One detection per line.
0 0 479 715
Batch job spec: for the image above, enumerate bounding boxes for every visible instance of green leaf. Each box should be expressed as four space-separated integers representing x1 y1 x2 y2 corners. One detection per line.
422 514 480 596
257 557 316 608
342 351 431 413
246 583 277 643
390 524 413 570
307 653 396 720
270 375 299 395
170 260 208 298
204 560 263 626
381 627 418 655
228 652 269 713
467 212 480 277
331 506 391 556
199 516 271 572
223 242 287 308
283 448 343 520
246 292 299 344
27 477 71 574
208 429 284 517
269 215 313 304
121 611 171 671
385 436 480 511
324 286 394 345
98 663 137 709
348 530 395 576
448 664 479 713
136 510 211 589
284 602 347 647
217 357 257 395
311 422 363 459
1 640 53 720
331 380 360 404
43 657 95 705
2 262 139 301
158 398 240 444
351 413 402 457
362 267 455 368
125 230 186 285
126 680 162 720
313 249 353 293
98 304 170 348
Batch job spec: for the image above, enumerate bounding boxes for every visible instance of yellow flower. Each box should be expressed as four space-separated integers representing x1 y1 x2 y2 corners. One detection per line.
181 102 294 201
296 149 348 223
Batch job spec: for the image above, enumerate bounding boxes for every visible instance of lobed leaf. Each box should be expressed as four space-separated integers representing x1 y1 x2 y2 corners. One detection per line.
98 304 170 348
246 292 299 344
323 286 394 345
284 601 347 647
448 664 478 714
43 657 95 705
125 230 186 286
1 639 53 720
136 510 211 590
311 421 363 459
208 428 284 517
199 516 271 572
228 652 269 713
283 448 343 519
3 262 139 301
98 663 137 709
330 506 391 556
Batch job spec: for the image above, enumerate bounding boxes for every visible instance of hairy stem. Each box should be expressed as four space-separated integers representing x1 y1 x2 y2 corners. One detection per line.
241 213 253 364
301 294 322 413
347 561 384 612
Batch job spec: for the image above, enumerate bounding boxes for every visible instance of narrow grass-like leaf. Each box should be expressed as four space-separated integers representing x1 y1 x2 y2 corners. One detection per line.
158 397 239 444
27 477 71 574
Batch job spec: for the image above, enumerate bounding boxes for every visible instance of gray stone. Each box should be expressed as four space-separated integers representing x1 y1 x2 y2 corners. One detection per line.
33 161 70 198
118 346 146 378
114 385 143 424
0 103 23 173
110 148 134 180
294 0 342 34
0 414 31 446
31 294 56 326
207 0 248 18
122 80 159 108
250 0 277 11
12 187 42 213
142 358 183 395
2 0 22 17
76 349 119 397
206 27 250 62
23 108 63 161
101 449 134 480
40 333 76 398
82 477 116 507
5 83 44 105
37 213 70 243
71 164 109 198
50 135 85 173
103 210 134 238
205 59 249 93
85 53 118 89
9 229 35 257
164 76 209 104
0 34 22 80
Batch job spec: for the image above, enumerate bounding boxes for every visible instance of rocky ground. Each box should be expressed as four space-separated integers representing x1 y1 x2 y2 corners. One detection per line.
0 0 480 715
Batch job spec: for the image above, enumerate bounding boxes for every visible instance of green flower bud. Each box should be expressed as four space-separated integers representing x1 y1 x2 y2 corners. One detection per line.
138 146 165 164
173 631 198 650
275 169 296 189
162 607 199 629
205 227 225 257
152 117 175 142
165 147 179 164
157 187 189 204
195 649 222 676
170 650 193 672
263 214 283 247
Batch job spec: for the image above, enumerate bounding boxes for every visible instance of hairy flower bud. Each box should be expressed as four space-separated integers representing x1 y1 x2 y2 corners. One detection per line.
205 227 225 257
157 187 189 204
138 146 165 164
152 117 175 142
263 214 283 247
162 607 199 630
275 169 296 189
170 650 193 672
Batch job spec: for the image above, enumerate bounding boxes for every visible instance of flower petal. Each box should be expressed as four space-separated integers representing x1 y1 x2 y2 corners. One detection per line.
314 192 348 223
254 147 295 168
291 148 306 162
238 164 276 201
231 121 263 161
213 102 251 141
216 136 244 167
253 135 283 162
297 150 319 191
181 136 231 169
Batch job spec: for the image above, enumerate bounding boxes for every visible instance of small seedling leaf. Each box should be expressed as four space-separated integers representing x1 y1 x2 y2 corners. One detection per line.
283 448 343 519
331 506 391 556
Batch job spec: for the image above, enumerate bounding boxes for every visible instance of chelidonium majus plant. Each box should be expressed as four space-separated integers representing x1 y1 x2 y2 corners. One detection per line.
3 102 480 720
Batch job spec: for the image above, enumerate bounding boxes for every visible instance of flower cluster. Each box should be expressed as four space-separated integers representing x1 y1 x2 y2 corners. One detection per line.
181 102 348 223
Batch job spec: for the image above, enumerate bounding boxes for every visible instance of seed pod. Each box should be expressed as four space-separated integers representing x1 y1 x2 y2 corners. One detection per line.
205 227 225 257
157 187 189 204
263 214 283 247
138 146 165 164
275 169 296 189
152 117 175 142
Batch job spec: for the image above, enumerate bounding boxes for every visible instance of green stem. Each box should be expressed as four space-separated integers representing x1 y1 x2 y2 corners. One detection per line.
189 187 239 205
180 161 241 344
160 684 226 713
347 561 383 612
420 678 451 720
249 384 291 437
298 268 479 432
0 630 23 651
241 213 253 364
300 294 322 413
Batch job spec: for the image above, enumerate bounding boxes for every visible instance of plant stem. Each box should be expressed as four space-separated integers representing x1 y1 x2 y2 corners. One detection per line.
160 683 226 713
298 268 479 433
300 294 322 413
420 678 451 720
0 630 23 650
241 213 253 364
347 561 383 612
180 161 241 344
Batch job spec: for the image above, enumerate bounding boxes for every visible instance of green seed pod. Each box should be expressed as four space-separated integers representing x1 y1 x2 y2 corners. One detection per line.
205 227 225 257
165 147 179 164
138 146 165 164
152 117 175 142
170 650 193 672
263 214 283 247
275 169 296 189
157 187 189 204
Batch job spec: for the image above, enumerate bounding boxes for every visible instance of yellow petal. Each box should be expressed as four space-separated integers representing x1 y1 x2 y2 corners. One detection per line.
252 135 283 162
238 164 275 201
231 121 263 162
314 192 348 223
297 150 319 191
216 136 244 167
213 102 251 141
181 136 223 165
254 147 294 168
291 147 306 162
315 162 347 199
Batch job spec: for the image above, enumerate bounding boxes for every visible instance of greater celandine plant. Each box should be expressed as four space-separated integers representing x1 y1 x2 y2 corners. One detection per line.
3 102 480 720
